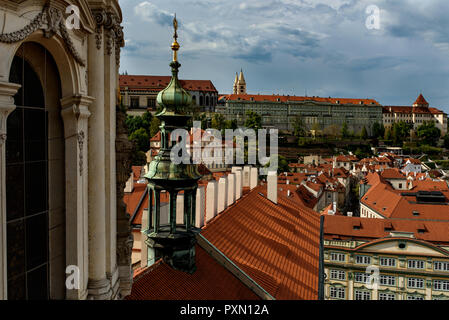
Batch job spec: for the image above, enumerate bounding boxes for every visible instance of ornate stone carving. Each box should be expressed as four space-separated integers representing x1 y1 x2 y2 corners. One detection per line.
91 9 124 65
0 133 6 146
77 130 85 176
44 5 62 38
0 3 85 66
0 8 45 43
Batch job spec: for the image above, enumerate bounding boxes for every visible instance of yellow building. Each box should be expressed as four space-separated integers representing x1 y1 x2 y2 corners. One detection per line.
323 216 449 300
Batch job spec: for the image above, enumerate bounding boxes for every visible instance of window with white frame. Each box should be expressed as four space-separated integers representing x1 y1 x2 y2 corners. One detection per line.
330 252 346 262
379 275 396 286
354 272 369 283
407 295 425 300
408 259 425 269
433 280 449 292
354 290 371 300
379 292 396 300
330 269 346 281
355 255 371 265
380 257 396 267
407 277 425 289
329 287 345 299
434 261 449 272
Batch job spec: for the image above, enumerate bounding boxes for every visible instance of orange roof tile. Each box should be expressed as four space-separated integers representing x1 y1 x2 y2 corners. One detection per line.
324 215 449 245
201 185 321 300
120 75 218 93
223 94 379 105
126 245 260 300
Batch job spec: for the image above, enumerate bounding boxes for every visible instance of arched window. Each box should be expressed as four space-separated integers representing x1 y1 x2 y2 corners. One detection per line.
6 42 64 300
199 95 204 106
205 96 209 106
192 95 197 105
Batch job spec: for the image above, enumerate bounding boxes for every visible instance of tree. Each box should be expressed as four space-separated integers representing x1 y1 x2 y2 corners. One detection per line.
372 122 385 138
341 122 349 138
384 127 392 140
211 113 225 130
264 154 289 174
129 127 150 152
417 121 441 146
360 126 368 140
149 117 161 138
293 115 306 137
444 134 449 149
244 110 262 130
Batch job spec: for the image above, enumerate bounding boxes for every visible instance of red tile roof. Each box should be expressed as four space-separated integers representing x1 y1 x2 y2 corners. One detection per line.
382 105 445 115
380 168 406 180
413 94 429 107
126 245 260 300
201 185 321 300
123 183 147 224
120 75 218 93
324 215 449 245
223 94 379 105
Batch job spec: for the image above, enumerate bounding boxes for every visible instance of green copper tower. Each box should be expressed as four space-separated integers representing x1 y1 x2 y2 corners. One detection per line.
143 15 202 273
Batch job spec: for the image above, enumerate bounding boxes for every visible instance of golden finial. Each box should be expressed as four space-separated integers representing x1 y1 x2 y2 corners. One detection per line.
171 14 180 62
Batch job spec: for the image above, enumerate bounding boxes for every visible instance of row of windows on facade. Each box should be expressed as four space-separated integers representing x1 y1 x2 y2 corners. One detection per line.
129 95 217 109
329 252 449 271
329 287 446 300
329 269 449 291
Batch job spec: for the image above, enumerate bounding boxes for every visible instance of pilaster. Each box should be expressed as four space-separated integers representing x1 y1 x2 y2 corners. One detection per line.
60 94 93 300
0 81 21 300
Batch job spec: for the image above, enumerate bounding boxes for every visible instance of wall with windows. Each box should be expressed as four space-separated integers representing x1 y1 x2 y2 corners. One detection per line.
323 238 449 300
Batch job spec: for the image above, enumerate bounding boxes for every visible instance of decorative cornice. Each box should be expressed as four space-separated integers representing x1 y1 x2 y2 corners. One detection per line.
77 130 85 176
0 3 86 67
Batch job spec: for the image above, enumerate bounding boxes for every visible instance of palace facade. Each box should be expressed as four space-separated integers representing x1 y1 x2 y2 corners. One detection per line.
0 0 133 300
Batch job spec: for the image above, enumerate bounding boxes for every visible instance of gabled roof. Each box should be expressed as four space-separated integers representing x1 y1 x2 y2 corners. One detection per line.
413 94 429 107
201 184 321 300
126 245 260 300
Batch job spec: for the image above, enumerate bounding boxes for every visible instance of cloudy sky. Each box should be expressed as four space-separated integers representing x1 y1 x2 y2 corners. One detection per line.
119 0 449 113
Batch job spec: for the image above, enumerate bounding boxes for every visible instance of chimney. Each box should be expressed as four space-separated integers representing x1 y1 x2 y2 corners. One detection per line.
287 190 291 197
332 201 336 213
267 171 278 204
227 173 236 206
347 212 353 217
234 169 243 200
286 179 290 185
243 166 251 187
250 167 258 190
205 181 218 222
217 177 228 213
124 172 134 193
195 186 205 228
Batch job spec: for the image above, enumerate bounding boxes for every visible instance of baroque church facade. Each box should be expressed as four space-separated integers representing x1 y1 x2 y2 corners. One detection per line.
0 0 133 300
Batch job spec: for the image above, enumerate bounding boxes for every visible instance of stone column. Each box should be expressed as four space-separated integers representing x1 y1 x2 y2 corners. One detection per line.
205 181 217 222
195 186 205 228
227 173 235 206
60 95 94 300
87 17 110 299
217 177 228 214
0 81 20 300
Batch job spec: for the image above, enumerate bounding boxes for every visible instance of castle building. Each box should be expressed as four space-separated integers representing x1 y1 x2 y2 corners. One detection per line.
223 72 382 133
120 75 218 115
382 94 447 136
0 0 133 300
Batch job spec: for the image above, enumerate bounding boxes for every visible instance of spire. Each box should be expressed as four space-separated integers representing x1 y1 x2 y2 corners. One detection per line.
156 14 192 115
144 15 201 274
233 72 238 94
238 68 246 84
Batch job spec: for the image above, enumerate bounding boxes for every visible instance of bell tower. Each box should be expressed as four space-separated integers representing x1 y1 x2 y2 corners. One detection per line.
143 15 202 274
233 72 238 94
237 69 246 94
